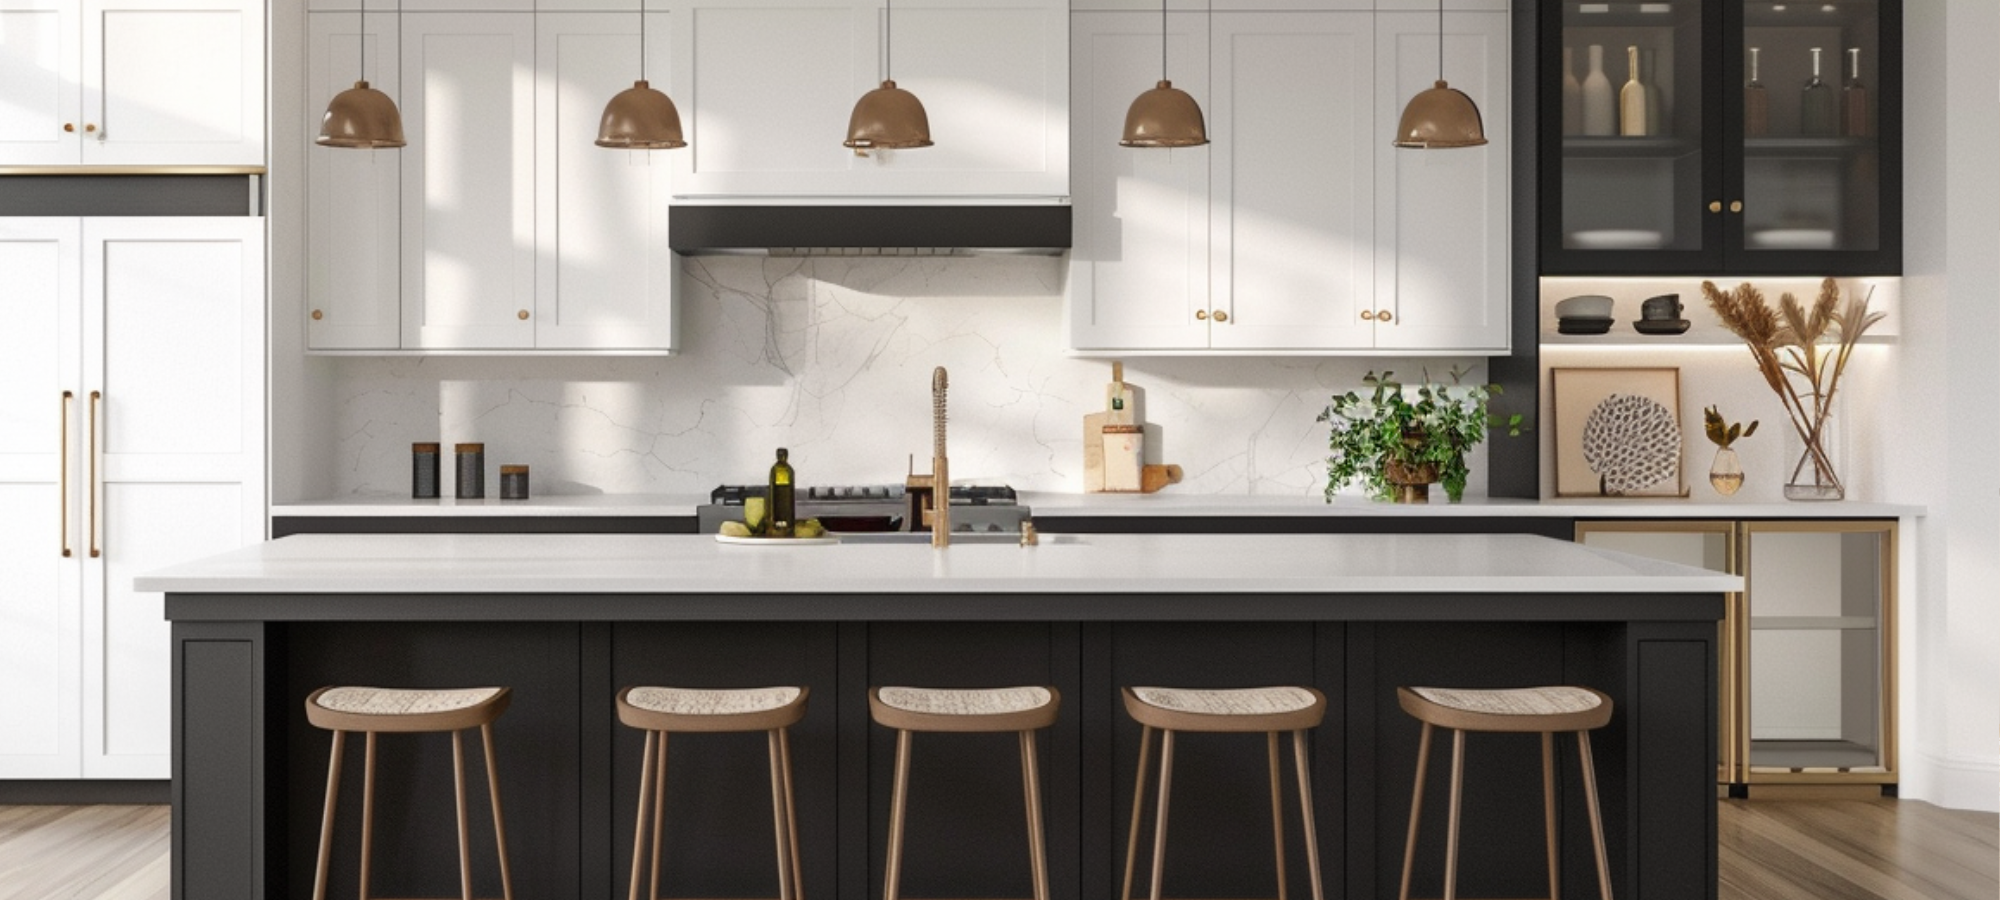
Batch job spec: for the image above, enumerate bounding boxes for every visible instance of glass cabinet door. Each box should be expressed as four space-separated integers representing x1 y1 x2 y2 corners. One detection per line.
1546 0 1719 272
1733 1 1890 266
1742 521 1895 785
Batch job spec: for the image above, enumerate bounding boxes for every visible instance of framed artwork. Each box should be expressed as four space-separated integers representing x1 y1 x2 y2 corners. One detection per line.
1551 367 1686 498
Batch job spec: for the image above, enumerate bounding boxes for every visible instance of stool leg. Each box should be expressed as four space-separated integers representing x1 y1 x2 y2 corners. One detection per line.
1119 725 1155 900
482 722 515 900
651 733 670 900
1542 732 1560 900
780 726 805 900
1444 729 1466 900
1020 730 1051 900
629 731 658 900
768 729 795 900
453 729 473 900
1576 732 1614 900
1397 722 1432 900
1267 732 1288 900
1290 729 1325 900
1148 730 1176 900
312 731 347 900
361 731 378 900
884 729 914 900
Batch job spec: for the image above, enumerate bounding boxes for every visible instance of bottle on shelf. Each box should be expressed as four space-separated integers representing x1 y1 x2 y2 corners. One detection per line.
1619 45 1649 136
1562 46 1582 135
1641 47 1662 135
1745 47 1768 137
1842 47 1869 137
768 448 796 537
1580 44 1615 136
1800 47 1836 137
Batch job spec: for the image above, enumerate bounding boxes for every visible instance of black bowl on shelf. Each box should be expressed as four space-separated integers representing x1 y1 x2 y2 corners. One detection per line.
1556 316 1614 335
1632 318 1691 335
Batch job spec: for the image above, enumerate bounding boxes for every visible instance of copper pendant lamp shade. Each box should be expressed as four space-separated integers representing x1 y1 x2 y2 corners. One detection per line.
596 79 687 149
1394 0 1486 150
319 80 407 148
844 79 933 149
1121 80 1208 148
1392 79 1486 148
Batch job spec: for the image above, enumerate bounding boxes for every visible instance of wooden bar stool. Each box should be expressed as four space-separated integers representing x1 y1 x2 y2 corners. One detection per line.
1119 686 1328 900
616 686 810 900
868 685 1062 900
305 685 516 900
1395 685 1615 900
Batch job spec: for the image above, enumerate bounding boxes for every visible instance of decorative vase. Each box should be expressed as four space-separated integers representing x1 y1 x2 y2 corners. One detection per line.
1619 45 1648 136
1784 413 1843 501
1708 446 1744 496
1562 47 1582 135
1581 45 1615 136
1383 459 1441 504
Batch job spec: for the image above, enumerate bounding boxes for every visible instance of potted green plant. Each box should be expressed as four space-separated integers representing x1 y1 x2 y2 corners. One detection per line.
1317 368 1522 503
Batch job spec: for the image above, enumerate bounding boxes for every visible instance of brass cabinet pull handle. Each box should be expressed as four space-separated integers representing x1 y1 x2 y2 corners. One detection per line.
1708 200 1722 213
1212 309 1228 323
1377 309 1393 323
517 309 530 320
1195 309 1208 321
61 391 74 558
1730 200 1744 214
1360 310 1375 321
89 390 100 559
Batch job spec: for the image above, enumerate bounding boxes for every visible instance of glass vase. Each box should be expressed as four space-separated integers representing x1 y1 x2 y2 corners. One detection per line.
1784 417 1844 501
1708 446 1744 496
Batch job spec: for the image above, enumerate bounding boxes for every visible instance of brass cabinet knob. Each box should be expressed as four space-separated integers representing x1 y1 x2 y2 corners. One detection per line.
1729 200 1744 214
63 123 75 133
1211 309 1228 323
1708 200 1722 213
1377 309 1393 323
311 309 324 321
517 310 530 320
84 123 96 133
1195 309 1208 320
1360 310 1375 321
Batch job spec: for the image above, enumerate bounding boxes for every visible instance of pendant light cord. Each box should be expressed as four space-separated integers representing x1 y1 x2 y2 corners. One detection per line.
639 0 647 82
1436 0 1444 81
1160 0 1167 80
885 0 893 81
357 0 365 79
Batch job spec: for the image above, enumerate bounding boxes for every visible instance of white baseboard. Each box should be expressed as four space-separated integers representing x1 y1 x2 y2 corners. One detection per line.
1900 749 2000 812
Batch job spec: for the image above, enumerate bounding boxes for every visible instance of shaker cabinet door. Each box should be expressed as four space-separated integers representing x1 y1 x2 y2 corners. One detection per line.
306 12 402 351
0 0 84 166
81 0 265 166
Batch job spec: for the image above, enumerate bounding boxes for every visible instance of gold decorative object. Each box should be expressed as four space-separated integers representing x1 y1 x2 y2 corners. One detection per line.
1703 278 1883 501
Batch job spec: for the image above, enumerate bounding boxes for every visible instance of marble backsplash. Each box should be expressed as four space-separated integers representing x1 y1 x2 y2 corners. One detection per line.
320 255 1491 499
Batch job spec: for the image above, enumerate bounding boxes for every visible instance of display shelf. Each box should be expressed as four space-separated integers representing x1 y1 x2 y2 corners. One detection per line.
1749 740 1884 772
1751 615 1877 630
1743 136 1880 158
1561 136 1702 160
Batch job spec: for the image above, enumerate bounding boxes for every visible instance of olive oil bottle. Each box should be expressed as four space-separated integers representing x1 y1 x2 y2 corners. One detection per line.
768 448 796 537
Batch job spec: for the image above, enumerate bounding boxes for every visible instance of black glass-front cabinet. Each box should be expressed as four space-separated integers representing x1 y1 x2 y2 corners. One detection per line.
1540 1 1900 276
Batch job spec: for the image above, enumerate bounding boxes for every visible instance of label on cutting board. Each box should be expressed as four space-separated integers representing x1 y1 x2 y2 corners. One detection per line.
1102 425 1143 492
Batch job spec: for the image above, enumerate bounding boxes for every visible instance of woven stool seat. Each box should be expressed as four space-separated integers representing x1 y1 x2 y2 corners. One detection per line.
1398 685 1612 734
618 686 807 733
1125 685 1325 733
871 685 1059 732
306 685 509 733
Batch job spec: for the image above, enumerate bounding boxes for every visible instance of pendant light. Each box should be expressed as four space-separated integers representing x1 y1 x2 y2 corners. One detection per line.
318 0 406 148
844 0 932 150
1392 0 1486 149
597 0 686 149
1120 0 1206 148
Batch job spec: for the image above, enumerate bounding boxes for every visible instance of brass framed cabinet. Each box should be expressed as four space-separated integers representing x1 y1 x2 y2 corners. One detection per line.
1577 519 1895 790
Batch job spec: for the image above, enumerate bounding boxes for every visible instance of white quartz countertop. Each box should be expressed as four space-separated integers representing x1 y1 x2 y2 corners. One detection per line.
269 492 1923 519
137 532 1742 595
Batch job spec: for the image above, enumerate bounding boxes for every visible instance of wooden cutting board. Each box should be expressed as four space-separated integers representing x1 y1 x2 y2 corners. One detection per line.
1082 412 1107 492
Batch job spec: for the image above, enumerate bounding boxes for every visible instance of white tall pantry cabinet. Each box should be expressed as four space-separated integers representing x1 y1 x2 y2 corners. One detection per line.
0 218 265 780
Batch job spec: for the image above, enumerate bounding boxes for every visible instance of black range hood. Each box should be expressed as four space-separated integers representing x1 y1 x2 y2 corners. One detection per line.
668 204 1070 256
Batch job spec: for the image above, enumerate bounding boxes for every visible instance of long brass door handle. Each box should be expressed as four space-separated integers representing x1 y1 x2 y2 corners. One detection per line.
61 391 73 558
89 390 101 559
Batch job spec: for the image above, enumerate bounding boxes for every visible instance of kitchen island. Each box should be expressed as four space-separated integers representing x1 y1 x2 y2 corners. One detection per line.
142 532 1734 900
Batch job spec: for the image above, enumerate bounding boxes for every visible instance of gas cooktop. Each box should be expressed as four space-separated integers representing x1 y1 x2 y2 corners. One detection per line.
707 484 1018 506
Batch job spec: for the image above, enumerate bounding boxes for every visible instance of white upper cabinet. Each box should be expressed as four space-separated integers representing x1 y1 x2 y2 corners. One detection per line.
668 0 1068 199
0 0 264 167
1067 4 1510 356
1371 9 1510 354
303 9 679 353
400 12 538 350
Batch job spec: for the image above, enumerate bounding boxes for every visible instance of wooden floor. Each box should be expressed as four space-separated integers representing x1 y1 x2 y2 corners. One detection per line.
1 798 1993 900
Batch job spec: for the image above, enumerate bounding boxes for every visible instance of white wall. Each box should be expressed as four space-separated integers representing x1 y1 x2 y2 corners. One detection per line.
1893 0 2000 812
304 255 1492 500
